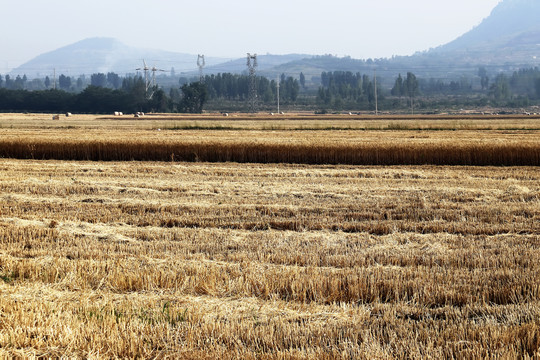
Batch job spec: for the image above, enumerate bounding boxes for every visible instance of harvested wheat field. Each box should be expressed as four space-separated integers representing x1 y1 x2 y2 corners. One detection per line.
1 113 540 166
0 114 539 358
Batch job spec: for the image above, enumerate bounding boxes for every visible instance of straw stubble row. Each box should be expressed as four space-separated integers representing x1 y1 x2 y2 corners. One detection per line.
0 160 538 358
0 128 539 165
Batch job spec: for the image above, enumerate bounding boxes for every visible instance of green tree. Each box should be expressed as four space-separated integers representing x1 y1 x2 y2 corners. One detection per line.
405 72 418 113
391 74 404 97
169 88 181 111
122 76 147 111
76 77 84 91
90 73 107 87
180 82 208 113
4 75 13 89
149 88 169 112
535 78 540 99
59 74 72 91
285 77 299 102
490 74 511 102
478 67 489 91
13 75 25 90
299 72 306 90
107 72 121 89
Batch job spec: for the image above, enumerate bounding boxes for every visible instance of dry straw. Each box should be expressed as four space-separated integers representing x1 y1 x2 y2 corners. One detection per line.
0 139 539 165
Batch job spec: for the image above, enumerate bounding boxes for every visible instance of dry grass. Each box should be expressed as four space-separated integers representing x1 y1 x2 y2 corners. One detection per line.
2 112 540 130
0 113 539 358
1 115 540 165
0 158 539 358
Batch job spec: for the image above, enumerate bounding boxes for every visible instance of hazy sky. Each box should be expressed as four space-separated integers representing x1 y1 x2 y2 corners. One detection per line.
1 0 501 73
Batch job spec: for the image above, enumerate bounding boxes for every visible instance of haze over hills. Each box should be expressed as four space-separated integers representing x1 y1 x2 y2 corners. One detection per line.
437 0 540 53
273 0 540 82
10 38 234 78
8 0 540 83
422 0 540 73
10 37 310 79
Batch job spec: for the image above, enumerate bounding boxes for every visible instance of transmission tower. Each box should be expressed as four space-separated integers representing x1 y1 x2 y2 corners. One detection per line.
136 60 165 98
150 65 166 87
197 54 205 83
247 53 258 113
136 60 151 97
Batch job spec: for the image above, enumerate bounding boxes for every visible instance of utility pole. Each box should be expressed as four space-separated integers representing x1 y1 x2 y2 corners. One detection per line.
247 53 258 113
277 76 280 114
374 69 378 115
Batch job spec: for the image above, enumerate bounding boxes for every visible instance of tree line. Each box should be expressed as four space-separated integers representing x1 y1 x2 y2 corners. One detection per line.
0 76 208 114
0 71 303 113
3 66 540 113
316 71 379 110
410 67 540 108
0 72 126 92
202 73 299 104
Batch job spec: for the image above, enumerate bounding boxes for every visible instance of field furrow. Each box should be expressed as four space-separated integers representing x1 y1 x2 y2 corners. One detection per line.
0 155 539 358
0 115 539 358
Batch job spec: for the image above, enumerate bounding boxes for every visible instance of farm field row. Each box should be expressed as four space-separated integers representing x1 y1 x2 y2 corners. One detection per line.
0 159 539 358
1 117 540 165
2 112 540 130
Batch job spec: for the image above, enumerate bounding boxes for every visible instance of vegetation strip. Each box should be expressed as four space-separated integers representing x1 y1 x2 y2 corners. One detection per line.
1 138 539 165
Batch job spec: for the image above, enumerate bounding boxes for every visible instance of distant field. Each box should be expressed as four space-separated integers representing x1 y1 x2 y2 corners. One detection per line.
2 112 540 130
0 113 539 166
0 113 539 358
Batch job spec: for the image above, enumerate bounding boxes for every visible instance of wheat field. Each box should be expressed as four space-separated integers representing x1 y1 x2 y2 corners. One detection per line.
0 113 539 358
1 113 540 165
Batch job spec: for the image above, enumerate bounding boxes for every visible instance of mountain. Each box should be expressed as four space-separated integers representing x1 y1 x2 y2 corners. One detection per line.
10 37 232 78
11 1 540 83
273 0 540 83
204 54 312 76
437 0 540 53
11 38 312 79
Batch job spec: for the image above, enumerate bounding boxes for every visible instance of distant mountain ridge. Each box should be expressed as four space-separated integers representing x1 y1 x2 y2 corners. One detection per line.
10 0 540 82
438 0 540 52
10 37 233 78
273 0 540 82
10 37 311 79
256 0 540 81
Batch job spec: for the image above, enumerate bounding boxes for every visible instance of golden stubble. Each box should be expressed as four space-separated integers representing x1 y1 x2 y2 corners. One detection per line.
0 158 539 358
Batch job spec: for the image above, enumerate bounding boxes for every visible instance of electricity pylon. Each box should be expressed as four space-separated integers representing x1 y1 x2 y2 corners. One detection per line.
136 60 151 97
197 54 205 83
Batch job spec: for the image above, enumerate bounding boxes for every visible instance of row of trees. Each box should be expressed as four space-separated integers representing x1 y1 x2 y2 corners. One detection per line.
317 71 379 110
202 73 299 104
0 72 129 92
415 68 540 101
4 66 540 113
0 74 29 90
0 76 208 114
0 70 299 113
315 68 540 111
